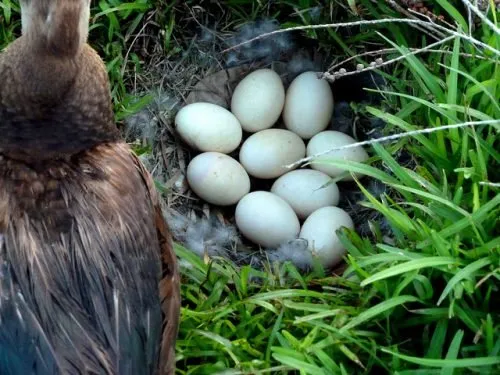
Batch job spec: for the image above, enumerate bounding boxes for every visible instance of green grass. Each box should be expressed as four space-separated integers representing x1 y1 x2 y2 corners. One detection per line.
172 2 500 373
1 0 499 374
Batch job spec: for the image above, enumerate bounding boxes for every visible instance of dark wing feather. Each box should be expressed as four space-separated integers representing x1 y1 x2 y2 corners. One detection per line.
0 259 62 375
131 153 181 375
0 143 177 374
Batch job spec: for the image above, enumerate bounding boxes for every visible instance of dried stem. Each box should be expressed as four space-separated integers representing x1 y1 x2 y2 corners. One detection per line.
328 46 494 72
462 0 500 36
383 0 448 38
322 35 455 81
285 120 500 170
221 18 443 53
479 181 500 188
408 9 500 57
221 15 500 60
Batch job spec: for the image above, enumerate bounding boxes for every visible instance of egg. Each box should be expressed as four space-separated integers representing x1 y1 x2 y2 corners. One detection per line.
306 131 369 181
299 206 354 268
239 129 306 179
270 169 340 219
175 102 242 154
231 69 285 132
283 71 334 139
235 191 300 248
187 152 250 206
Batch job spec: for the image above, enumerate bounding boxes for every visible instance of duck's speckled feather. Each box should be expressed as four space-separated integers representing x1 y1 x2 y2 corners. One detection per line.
0 40 120 162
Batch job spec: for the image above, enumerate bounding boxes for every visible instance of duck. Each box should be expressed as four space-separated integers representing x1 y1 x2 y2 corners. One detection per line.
0 0 180 374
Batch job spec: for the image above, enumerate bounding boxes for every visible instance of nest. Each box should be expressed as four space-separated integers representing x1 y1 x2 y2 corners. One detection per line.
121 15 399 273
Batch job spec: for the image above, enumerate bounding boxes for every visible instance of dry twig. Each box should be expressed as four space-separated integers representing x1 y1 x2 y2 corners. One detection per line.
322 34 455 81
286 120 500 169
221 18 444 53
327 46 495 73
462 0 500 35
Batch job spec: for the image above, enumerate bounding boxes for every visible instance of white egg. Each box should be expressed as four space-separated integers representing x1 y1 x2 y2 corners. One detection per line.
175 102 242 154
235 191 300 248
231 69 285 132
306 131 369 181
270 169 340 219
299 206 354 268
283 71 334 139
239 129 306 179
187 152 250 206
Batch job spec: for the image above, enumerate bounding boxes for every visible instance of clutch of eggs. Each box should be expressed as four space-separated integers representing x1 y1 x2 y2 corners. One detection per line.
176 68 369 269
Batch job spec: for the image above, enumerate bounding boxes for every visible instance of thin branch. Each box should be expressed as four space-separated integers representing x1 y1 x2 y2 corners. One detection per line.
285 120 500 169
221 15 500 59
466 0 473 35
121 17 154 77
408 9 500 57
322 35 455 81
221 18 443 53
382 0 447 39
328 46 494 72
479 181 500 188
462 0 500 36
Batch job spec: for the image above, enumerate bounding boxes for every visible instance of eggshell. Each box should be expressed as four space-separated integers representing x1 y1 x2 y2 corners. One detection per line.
299 206 354 268
239 129 306 179
235 191 300 248
231 69 285 132
306 131 369 181
187 152 250 206
283 71 334 139
175 102 242 153
270 169 340 219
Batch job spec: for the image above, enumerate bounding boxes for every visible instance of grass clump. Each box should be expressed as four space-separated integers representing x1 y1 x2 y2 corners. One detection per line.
173 1 500 374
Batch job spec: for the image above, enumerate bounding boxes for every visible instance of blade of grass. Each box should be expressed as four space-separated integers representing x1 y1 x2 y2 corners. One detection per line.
439 63 500 115
360 257 458 287
377 32 445 102
417 193 499 248
440 330 464 375
382 348 500 368
366 106 447 161
434 0 468 31
437 257 492 306
446 36 461 153
340 295 420 332
426 319 448 359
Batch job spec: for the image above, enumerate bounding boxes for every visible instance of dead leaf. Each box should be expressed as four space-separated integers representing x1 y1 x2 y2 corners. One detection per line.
184 61 291 108
185 65 250 108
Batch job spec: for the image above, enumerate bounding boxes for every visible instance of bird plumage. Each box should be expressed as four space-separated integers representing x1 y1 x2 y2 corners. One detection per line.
0 0 180 374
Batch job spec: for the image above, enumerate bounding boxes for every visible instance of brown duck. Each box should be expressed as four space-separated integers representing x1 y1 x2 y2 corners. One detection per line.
0 0 180 374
